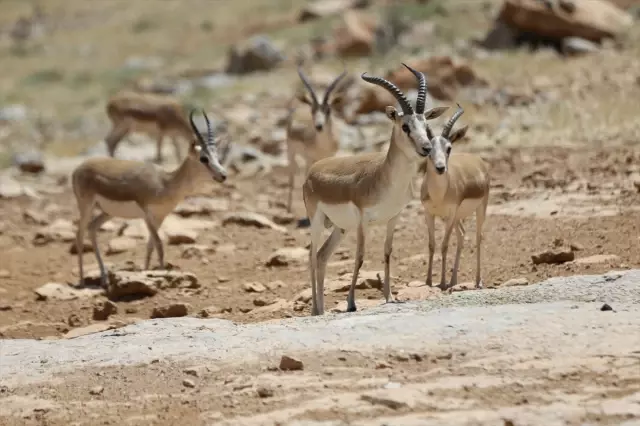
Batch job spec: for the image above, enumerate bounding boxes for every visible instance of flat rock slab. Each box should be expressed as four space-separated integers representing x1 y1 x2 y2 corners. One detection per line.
2 270 640 388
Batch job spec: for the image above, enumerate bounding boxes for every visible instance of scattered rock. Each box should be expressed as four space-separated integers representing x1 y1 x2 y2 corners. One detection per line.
33 219 76 246
0 175 26 198
182 379 196 388
0 269 10 278
298 0 369 22
563 36 600 56
22 208 49 225
0 321 68 339
70 240 93 254
197 306 224 318
573 254 620 265
222 211 287 233
64 322 130 339
151 303 190 319
601 303 614 312
174 197 229 217
361 389 417 410
243 282 267 293
14 151 45 174
106 236 137 255
396 285 441 301
93 300 118 321
279 355 304 371
106 270 199 299
165 227 198 245
226 35 285 75
89 386 104 396
266 247 308 267
531 247 575 265
34 283 103 301
271 211 296 225
502 277 530 287
256 385 274 398
331 270 384 292
67 314 83 327
183 366 208 377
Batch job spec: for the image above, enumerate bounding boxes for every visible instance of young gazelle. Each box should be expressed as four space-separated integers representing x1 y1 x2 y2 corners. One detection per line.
104 90 197 164
285 67 348 213
73 109 229 288
419 104 490 290
302 64 449 315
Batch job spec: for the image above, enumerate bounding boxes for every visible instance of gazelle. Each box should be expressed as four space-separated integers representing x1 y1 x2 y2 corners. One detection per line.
285 67 348 213
419 104 490 290
302 63 449 316
73 109 229 288
104 90 197 164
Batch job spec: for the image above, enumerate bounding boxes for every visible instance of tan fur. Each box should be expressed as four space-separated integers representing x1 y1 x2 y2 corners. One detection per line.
420 151 491 291
105 90 194 163
74 110 228 289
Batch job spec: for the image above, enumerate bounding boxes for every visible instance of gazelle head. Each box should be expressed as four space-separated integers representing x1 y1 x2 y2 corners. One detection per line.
427 103 468 175
188 109 230 183
296 67 347 132
361 63 448 159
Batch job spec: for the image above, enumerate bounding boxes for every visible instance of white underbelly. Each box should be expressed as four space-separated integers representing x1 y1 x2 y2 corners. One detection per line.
95 195 146 219
319 195 410 230
424 197 483 220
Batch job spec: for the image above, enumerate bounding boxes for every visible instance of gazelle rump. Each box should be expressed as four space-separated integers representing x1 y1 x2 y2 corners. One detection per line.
285 67 347 213
419 104 490 290
104 90 197 164
302 63 449 316
73 109 230 288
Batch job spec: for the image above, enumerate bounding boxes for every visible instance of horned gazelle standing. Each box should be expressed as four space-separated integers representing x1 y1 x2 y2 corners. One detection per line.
104 90 198 164
302 64 449 316
419 104 490 290
285 67 347 213
73 109 229 287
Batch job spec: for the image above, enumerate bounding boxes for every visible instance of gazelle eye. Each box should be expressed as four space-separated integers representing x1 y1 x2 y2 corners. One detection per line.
401 124 410 133
200 156 209 164
446 146 452 155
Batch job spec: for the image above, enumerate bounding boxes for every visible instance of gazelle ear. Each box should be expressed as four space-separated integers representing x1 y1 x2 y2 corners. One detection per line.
424 106 449 120
329 93 344 107
385 106 400 121
449 125 469 144
296 90 314 106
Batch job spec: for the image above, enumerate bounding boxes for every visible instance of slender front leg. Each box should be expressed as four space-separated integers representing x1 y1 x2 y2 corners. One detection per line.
475 198 488 289
346 220 366 313
424 210 436 287
450 221 464 287
308 210 326 315
104 124 129 157
75 199 94 287
144 236 154 270
316 226 345 315
171 136 182 162
140 207 164 269
88 212 111 288
286 149 297 213
438 215 457 290
154 132 165 164
383 215 399 303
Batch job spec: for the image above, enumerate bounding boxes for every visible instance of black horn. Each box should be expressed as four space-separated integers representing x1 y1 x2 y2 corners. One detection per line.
189 109 208 146
442 103 464 138
322 69 347 106
361 73 413 115
402 63 427 114
202 110 215 145
297 67 319 106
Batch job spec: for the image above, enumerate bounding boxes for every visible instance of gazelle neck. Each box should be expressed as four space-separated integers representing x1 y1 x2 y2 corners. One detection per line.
382 127 420 185
424 160 449 202
165 155 200 200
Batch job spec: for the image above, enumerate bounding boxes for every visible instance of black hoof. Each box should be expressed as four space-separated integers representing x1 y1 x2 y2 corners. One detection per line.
346 305 357 313
297 217 311 228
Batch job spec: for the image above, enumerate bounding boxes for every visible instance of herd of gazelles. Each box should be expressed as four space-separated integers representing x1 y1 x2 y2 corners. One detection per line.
72 63 490 316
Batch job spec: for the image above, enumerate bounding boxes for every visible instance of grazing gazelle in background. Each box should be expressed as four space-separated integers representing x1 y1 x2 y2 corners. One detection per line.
419 104 490 291
104 90 198 164
285 67 348 213
302 63 449 316
73 109 230 288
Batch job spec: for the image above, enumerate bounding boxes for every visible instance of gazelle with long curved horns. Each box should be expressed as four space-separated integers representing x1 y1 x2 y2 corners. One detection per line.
285 67 348 213
72 109 230 288
419 103 490 291
302 63 449 316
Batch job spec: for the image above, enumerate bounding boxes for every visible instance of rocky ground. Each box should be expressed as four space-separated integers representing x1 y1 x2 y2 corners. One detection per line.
2 0 640 424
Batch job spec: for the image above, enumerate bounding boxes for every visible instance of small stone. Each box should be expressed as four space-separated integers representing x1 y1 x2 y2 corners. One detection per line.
183 366 205 377
279 355 304 371
221 211 287 233
89 385 104 395
67 314 83 327
531 247 575 265
570 242 584 251
198 306 223 318
35 283 103 301
266 247 308 267
600 303 614 312
253 298 270 307
574 254 619 265
272 212 295 225
183 379 196 388
256 385 274 398
166 228 198 245
106 237 137 255
93 300 118 321
151 303 190 319
376 361 392 369
243 282 266 293
502 277 529 287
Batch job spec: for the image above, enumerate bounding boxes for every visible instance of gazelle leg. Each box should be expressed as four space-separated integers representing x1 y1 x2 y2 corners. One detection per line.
308 209 326 315
286 147 297 213
140 206 164 269
475 197 489 289
88 212 111 288
450 221 465 288
383 214 400 303
104 124 129 157
438 215 457 290
154 132 165 164
424 210 436 287
75 197 94 287
346 220 366 313
144 236 154 270
171 136 182 162
316 225 346 315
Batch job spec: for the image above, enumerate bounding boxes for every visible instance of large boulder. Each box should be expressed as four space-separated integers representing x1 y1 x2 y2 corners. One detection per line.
498 0 633 43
